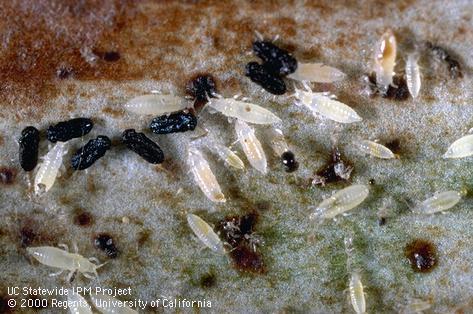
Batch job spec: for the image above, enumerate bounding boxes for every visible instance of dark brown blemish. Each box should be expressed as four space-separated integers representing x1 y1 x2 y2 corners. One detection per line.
313 147 353 186
369 178 376 185
378 217 386 226
94 233 119 258
217 212 266 274
199 272 216 288
0 167 17 185
366 73 409 101
385 139 401 155
56 66 74 79
73 209 94 227
0 296 13 313
137 229 152 247
20 227 36 248
103 51 121 62
404 239 438 273
230 246 265 274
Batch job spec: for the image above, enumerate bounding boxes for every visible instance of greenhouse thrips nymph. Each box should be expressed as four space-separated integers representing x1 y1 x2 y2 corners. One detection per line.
122 129 164 164
149 111 197 134
443 134 473 158
19 126 40 171
71 136 111 170
235 119 267 174
27 245 105 281
374 29 397 92
67 290 92 314
188 145 226 203
187 213 226 254
124 94 188 116
47 118 93 143
34 142 68 195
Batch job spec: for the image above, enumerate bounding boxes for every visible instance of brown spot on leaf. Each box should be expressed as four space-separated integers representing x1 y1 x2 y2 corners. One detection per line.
0 167 17 185
405 239 438 273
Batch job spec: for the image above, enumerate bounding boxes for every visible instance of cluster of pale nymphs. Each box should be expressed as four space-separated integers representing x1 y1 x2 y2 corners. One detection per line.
26 29 470 314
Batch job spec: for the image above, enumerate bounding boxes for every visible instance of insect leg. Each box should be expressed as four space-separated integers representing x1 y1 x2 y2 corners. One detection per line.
49 270 64 277
58 243 69 251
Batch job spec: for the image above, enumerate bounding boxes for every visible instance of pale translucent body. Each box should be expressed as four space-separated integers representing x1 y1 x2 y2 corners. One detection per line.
401 298 431 314
27 246 99 277
413 191 462 214
235 119 267 174
349 273 366 314
187 213 225 254
359 140 396 159
294 88 362 124
124 94 188 115
208 98 281 124
211 143 245 170
90 294 138 314
374 29 397 90
34 142 67 195
67 290 93 314
188 146 226 203
288 62 346 83
443 134 473 158
310 184 369 220
406 53 421 98
267 128 289 156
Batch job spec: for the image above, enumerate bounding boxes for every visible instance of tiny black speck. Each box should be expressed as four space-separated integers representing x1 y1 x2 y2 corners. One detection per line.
281 151 299 173
94 233 118 258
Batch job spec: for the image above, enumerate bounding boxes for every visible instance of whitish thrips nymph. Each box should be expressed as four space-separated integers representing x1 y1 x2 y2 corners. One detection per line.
310 184 369 220
187 213 226 254
405 53 421 98
124 94 189 115
188 144 226 203
443 134 473 158
293 83 362 124
207 96 281 124
400 298 431 314
412 190 464 215
374 29 397 92
349 272 367 314
27 244 106 281
235 119 267 174
288 62 346 83
206 139 245 170
34 142 68 195
358 140 397 159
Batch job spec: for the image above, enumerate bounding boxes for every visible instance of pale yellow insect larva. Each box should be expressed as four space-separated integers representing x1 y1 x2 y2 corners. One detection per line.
412 190 462 214
401 298 431 314
90 293 138 314
288 62 346 83
34 142 68 195
124 94 188 115
310 184 369 220
187 213 226 254
266 128 289 156
294 87 362 124
67 290 93 314
208 98 281 125
235 119 267 174
27 246 103 280
359 140 396 159
443 134 473 158
188 145 226 203
211 143 245 170
405 53 421 98
374 29 397 91
349 272 366 314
